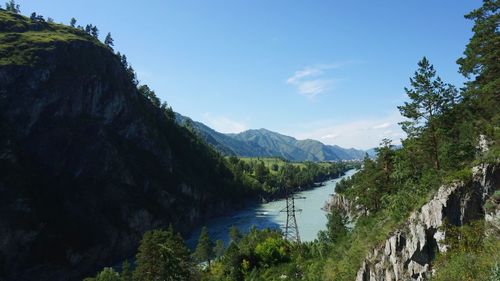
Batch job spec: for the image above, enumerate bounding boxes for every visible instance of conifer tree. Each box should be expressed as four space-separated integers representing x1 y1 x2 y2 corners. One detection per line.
104 32 114 49
134 228 192 281
398 57 458 170
213 240 225 259
457 0 500 126
229 225 242 244
91 25 99 38
5 0 20 13
194 226 214 266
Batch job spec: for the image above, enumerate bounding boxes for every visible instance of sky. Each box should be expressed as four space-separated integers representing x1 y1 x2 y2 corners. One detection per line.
19 0 480 149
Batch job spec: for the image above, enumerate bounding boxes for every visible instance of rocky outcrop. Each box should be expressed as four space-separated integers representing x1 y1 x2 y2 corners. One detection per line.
355 163 499 281
325 192 367 219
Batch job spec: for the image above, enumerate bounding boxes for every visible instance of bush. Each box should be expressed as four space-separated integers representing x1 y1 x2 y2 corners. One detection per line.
255 237 289 267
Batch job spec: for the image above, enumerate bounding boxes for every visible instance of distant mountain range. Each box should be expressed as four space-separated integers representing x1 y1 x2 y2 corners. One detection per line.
176 114 371 161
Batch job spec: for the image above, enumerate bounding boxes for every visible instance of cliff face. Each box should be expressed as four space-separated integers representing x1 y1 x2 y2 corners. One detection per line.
0 12 246 281
355 164 499 281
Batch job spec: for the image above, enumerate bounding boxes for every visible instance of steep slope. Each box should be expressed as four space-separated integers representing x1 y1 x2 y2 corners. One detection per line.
355 164 499 281
0 11 248 281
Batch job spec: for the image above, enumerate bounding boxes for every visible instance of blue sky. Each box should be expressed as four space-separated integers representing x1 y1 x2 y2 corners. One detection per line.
20 0 479 149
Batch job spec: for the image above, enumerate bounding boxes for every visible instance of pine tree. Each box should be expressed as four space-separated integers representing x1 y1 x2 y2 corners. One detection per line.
457 0 500 127
134 228 192 281
70 17 76 27
91 25 99 39
104 32 114 49
120 54 128 67
213 239 225 260
120 260 132 281
229 225 242 244
194 226 214 266
398 57 458 170
5 0 20 13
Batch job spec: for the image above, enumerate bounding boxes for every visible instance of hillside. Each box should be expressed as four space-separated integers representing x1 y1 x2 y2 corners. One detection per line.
0 11 251 281
176 114 367 161
175 113 271 156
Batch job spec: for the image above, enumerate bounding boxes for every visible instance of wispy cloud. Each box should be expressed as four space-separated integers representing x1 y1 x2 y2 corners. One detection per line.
202 113 248 134
286 62 357 98
296 79 334 98
373 122 391 129
288 111 406 149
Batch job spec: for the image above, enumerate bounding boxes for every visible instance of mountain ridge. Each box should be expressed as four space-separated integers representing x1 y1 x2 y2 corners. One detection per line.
175 113 368 161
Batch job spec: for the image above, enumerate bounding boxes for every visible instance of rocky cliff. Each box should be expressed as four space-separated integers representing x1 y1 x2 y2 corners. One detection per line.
0 11 247 281
355 163 499 281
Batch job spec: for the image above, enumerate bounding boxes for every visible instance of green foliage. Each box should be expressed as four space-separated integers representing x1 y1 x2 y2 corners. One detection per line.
229 225 242 244
432 221 500 281
213 240 225 260
324 208 348 244
194 226 215 265
457 0 500 128
104 32 114 49
0 11 105 66
254 237 289 267
120 260 133 281
226 156 353 199
134 228 193 281
4 0 20 13
398 57 460 170
84 267 121 281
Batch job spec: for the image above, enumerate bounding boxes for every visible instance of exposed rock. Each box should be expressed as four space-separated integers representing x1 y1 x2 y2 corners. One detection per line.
355 164 499 281
325 193 367 219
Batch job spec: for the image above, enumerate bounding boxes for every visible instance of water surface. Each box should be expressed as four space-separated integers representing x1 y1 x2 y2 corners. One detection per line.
188 169 357 247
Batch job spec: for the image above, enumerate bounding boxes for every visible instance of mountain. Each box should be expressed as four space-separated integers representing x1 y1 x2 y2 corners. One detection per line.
176 114 366 161
0 11 250 281
175 113 270 157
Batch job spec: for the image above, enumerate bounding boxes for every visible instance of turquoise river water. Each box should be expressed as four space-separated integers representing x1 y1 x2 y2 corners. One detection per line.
188 169 357 247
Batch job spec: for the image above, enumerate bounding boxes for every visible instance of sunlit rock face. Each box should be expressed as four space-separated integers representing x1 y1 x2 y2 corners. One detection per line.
355 164 499 281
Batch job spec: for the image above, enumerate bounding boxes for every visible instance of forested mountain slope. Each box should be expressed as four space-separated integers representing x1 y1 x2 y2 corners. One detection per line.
176 114 367 161
0 11 251 281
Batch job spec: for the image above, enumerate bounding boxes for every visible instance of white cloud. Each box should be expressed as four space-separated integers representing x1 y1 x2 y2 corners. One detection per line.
321 133 339 139
288 111 406 149
373 122 391 129
296 79 333 97
286 67 324 84
202 113 248 134
286 64 342 98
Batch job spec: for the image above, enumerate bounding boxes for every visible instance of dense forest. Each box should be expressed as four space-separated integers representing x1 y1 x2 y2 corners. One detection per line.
85 0 499 280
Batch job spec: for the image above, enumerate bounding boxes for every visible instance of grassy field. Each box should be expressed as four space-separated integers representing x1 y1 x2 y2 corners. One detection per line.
235 157 340 175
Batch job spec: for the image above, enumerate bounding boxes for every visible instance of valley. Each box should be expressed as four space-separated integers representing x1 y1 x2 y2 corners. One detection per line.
0 1 498 281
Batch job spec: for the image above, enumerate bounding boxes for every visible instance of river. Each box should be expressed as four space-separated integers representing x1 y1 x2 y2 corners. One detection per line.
187 169 357 247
